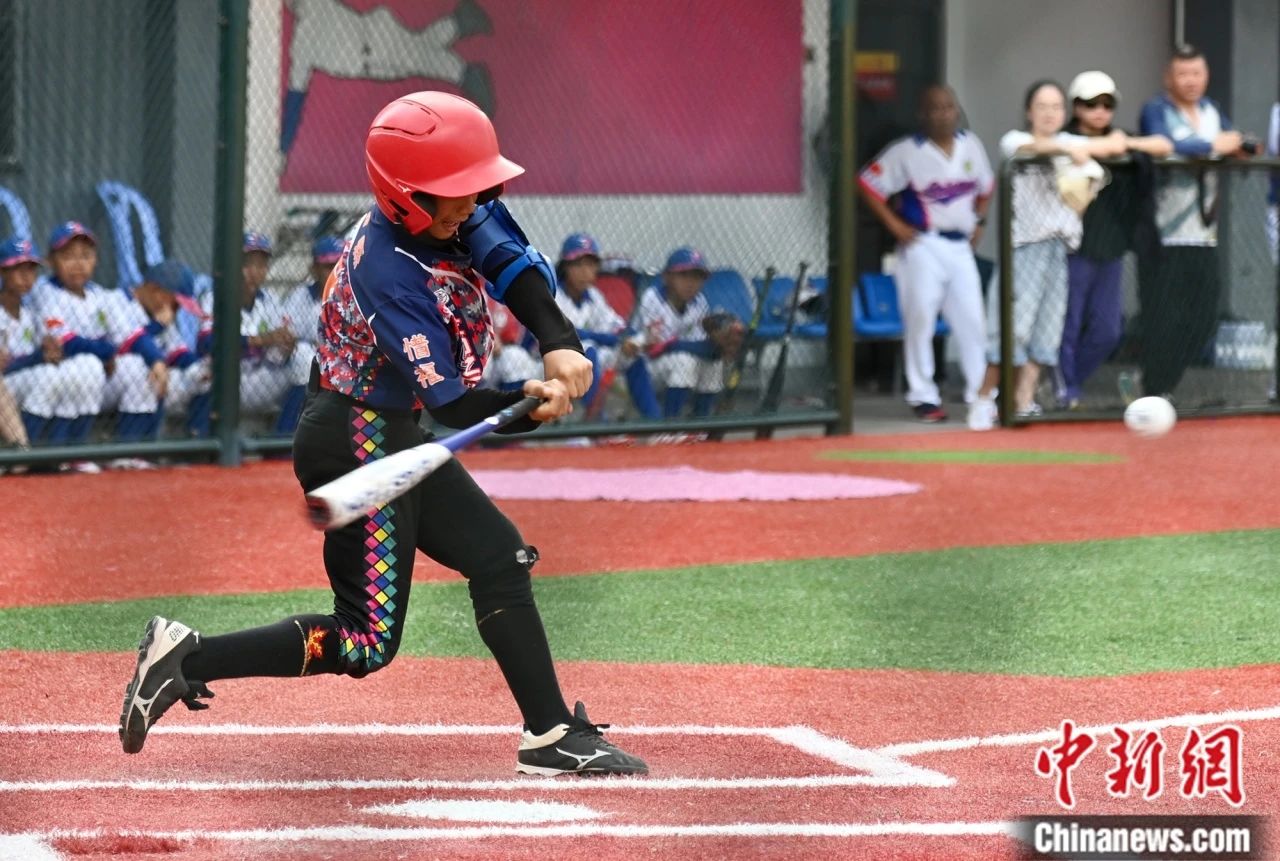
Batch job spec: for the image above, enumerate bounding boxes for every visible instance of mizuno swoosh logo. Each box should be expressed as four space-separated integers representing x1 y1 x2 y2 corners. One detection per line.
555 747 612 769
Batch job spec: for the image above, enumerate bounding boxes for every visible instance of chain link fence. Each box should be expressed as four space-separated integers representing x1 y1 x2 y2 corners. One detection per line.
0 0 839 470
995 155 1279 423
0 1 221 468
242 0 836 444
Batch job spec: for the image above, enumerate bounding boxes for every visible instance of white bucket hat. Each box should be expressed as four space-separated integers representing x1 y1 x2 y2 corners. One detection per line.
1068 71 1121 103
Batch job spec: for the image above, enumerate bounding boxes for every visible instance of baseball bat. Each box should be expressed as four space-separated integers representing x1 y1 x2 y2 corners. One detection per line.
706 265 775 443
304 396 540 531
723 265 775 404
757 260 809 415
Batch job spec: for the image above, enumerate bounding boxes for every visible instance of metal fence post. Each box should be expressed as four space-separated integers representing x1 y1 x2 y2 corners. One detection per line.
213 0 249 466
828 0 857 436
997 159 1015 427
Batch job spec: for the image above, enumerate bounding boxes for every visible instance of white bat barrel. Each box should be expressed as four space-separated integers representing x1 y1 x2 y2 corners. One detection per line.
305 442 454 530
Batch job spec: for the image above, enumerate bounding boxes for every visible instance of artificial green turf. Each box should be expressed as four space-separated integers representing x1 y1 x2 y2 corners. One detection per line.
6 529 1278 676
820 449 1122 465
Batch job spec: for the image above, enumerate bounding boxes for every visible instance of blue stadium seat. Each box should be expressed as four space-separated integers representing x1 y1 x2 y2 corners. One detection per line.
700 268 756 326
753 274 828 339
0 185 32 242
96 180 165 291
855 273 950 339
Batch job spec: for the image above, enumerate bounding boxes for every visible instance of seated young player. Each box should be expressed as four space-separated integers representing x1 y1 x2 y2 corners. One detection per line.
110 260 213 440
631 247 742 418
553 233 643 416
29 222 125 449
197 232 312 435
0 237 57 447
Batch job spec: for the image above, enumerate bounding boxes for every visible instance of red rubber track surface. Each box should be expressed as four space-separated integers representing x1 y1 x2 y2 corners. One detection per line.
2 418 1277 607
2 654 1277 860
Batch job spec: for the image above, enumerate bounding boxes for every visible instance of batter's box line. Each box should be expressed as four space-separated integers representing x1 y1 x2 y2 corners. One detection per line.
874 702 1280 758
0 722 952 790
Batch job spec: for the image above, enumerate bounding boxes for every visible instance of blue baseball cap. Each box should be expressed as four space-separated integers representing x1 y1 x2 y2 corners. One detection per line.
49 221 96 252
311 235 344 264
0 237 42 268
243 230 273 255
663 246 709 275
560 232 601 262
144 259 204 316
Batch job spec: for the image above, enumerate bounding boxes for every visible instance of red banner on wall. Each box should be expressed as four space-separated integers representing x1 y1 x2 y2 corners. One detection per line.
279 0 804 195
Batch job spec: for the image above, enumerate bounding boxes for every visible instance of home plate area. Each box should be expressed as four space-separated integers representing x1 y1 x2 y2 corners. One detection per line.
1 722 954 836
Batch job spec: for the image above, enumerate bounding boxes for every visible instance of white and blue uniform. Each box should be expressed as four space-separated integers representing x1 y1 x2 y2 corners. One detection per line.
200 286 312 414
30 277 119 421
859 131 993 406
107 298 210 417
0 300 60 420
555 285 631 371
632 286 722 394
282 277 323 390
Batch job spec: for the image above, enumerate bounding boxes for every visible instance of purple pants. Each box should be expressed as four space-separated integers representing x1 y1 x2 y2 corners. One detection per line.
1058 255 1124 401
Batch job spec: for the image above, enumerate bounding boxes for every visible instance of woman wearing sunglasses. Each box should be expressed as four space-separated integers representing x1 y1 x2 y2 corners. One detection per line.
1057 71 1172 410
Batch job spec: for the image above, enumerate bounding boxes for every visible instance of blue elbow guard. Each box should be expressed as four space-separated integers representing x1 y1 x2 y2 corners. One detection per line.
460 201 557 301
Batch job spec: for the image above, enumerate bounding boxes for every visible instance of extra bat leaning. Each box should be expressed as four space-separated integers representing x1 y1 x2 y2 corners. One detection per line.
304 396 541 531
757 260 810 415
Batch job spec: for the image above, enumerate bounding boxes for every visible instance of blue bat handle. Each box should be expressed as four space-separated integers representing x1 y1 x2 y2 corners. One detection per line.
439 396 542 453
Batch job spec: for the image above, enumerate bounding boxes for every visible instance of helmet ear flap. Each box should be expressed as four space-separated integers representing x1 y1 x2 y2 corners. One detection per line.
408 191 437 229
476 184 504 205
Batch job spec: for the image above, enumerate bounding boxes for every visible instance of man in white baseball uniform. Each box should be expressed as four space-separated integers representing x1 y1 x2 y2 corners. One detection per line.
858 84 993 422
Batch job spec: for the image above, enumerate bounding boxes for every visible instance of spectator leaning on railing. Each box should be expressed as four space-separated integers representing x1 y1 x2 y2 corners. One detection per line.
968 80 1126 430
1056 71 1172 410
1130 44 1256 401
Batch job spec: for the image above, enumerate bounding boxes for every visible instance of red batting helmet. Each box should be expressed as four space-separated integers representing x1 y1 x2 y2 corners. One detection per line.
365 91 524 235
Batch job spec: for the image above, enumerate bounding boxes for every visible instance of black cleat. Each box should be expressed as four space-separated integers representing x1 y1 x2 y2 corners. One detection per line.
119 616 213 754
516 701 649 776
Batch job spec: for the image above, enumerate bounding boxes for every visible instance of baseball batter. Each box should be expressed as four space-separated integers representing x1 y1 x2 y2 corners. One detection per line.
120 91 648 777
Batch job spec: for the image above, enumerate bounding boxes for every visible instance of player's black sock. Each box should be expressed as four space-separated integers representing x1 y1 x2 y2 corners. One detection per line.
181 615 337 681
477 605 573 734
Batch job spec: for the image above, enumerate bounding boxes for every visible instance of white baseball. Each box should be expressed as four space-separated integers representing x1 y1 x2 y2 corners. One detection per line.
1123 396 1177 439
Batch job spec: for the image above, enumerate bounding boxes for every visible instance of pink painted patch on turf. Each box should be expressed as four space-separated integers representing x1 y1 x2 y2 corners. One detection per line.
471 467 921 501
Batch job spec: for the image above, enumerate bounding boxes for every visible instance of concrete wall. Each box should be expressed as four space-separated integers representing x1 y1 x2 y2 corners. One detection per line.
945 0 1174 261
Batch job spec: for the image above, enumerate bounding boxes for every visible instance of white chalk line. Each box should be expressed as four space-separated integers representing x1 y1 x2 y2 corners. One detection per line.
877 702 1280 758
1 722 952 790
0 774 929 794
9 821 1017 842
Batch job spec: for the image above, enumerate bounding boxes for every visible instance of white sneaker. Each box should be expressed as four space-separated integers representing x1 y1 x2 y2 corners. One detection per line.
63 460 103 474
967 396 997 431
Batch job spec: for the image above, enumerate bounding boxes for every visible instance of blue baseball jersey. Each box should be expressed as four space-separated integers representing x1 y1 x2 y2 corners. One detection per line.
317 207 494 410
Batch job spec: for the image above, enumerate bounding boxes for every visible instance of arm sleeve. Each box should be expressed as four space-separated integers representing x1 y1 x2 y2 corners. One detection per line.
577 329 620 347
999 129 1032 159
424 386 539 435
4 351 43 374
1140 100 1213 156
169 347 198 369
62 335 116 360
664 339 716 358
972 136 996 196
500 268 584 356
120 321 166 365
857 142 908 202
